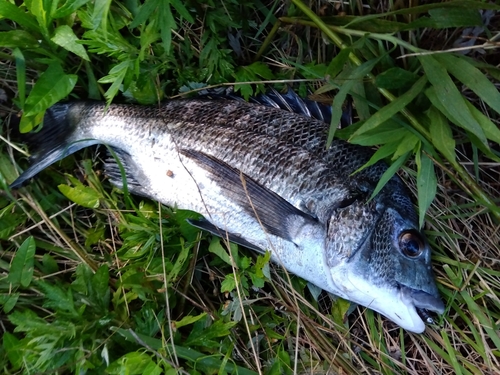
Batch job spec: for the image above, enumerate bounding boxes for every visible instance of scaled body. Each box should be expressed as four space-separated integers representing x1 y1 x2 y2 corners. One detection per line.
10 95 444 333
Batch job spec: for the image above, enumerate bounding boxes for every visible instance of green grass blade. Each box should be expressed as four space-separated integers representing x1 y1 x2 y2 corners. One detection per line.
435 54 500 117
416 150 437 229
349 75 427 139
420 55 487 147
7 236 36 288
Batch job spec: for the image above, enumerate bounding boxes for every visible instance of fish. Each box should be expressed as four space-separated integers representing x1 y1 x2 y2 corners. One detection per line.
9 90 444 333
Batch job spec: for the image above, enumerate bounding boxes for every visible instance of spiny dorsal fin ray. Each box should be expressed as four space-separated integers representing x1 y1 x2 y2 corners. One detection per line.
180 149 319 242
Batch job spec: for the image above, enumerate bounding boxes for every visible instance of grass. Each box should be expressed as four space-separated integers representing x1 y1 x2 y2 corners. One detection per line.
1 0 500 373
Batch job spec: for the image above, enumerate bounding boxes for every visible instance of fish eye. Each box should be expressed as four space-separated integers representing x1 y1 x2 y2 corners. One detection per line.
399 230 424 258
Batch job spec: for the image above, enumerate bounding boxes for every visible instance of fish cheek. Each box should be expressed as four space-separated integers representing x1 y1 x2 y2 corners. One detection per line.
324 202 378 270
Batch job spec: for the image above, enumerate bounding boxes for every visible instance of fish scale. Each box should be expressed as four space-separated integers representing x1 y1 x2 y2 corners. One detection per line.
9 93 444 333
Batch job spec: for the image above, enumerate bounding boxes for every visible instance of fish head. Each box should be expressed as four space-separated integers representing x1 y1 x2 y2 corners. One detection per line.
325 193 444 333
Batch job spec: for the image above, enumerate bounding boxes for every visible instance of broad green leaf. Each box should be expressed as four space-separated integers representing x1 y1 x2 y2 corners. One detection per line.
328 58 381 146
91 0 112 31
173 312 207 330
8 236 36 288
369 152 409 200
209 237 240 267
350 120 409 146
113 328 259 375
416 151 437 228
22 63 77 126
107 352 159 375
58 184 100 208
13 48 26 109
51 25 89 61
170 0 194 22
325 48 351 79
0 0 40 32
52 0 90 19
375 67 418 90
435 54 500 117
407 7 482 29
420 55 487 147
464 100 500 144
166 237 190 283
392 132 419 160
130 0 158 28
0 30 39 49
2 292 19 313
428 106 456 163
331 297 352 327
41 253 59 274
3 332 22 371
28 0 51 36
350 75 427 139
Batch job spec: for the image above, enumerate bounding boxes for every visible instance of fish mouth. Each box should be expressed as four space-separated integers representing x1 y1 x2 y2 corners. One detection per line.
401 285 445 325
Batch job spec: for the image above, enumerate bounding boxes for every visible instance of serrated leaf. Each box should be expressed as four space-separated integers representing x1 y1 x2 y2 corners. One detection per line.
416 151 437 228
435 54 500 117
51 25 89 61
428 106 456 162
58 184 100 208
350 75 427 139
98 60 134 105
37 279 79 317
420 55 487 147
8 236 36 288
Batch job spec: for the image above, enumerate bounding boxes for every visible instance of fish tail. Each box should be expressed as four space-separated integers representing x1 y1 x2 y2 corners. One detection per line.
10 103 97 189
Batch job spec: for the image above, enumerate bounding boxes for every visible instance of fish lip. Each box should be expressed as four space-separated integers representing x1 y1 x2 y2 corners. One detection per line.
401 285 445 316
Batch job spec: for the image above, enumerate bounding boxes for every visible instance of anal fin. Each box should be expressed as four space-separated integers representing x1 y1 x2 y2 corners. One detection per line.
104 147 150 198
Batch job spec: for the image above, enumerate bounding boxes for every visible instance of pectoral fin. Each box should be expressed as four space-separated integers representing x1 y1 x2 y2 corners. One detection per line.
187 218 263 252
180 149 318 242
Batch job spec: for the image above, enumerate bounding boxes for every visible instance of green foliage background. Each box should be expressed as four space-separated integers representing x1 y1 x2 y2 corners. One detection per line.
1 0 500 373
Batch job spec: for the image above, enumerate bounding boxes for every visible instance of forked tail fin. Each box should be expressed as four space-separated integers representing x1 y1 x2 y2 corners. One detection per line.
10 103 98 189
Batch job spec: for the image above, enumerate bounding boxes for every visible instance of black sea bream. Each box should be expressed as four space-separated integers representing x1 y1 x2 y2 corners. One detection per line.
10 93 444 333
